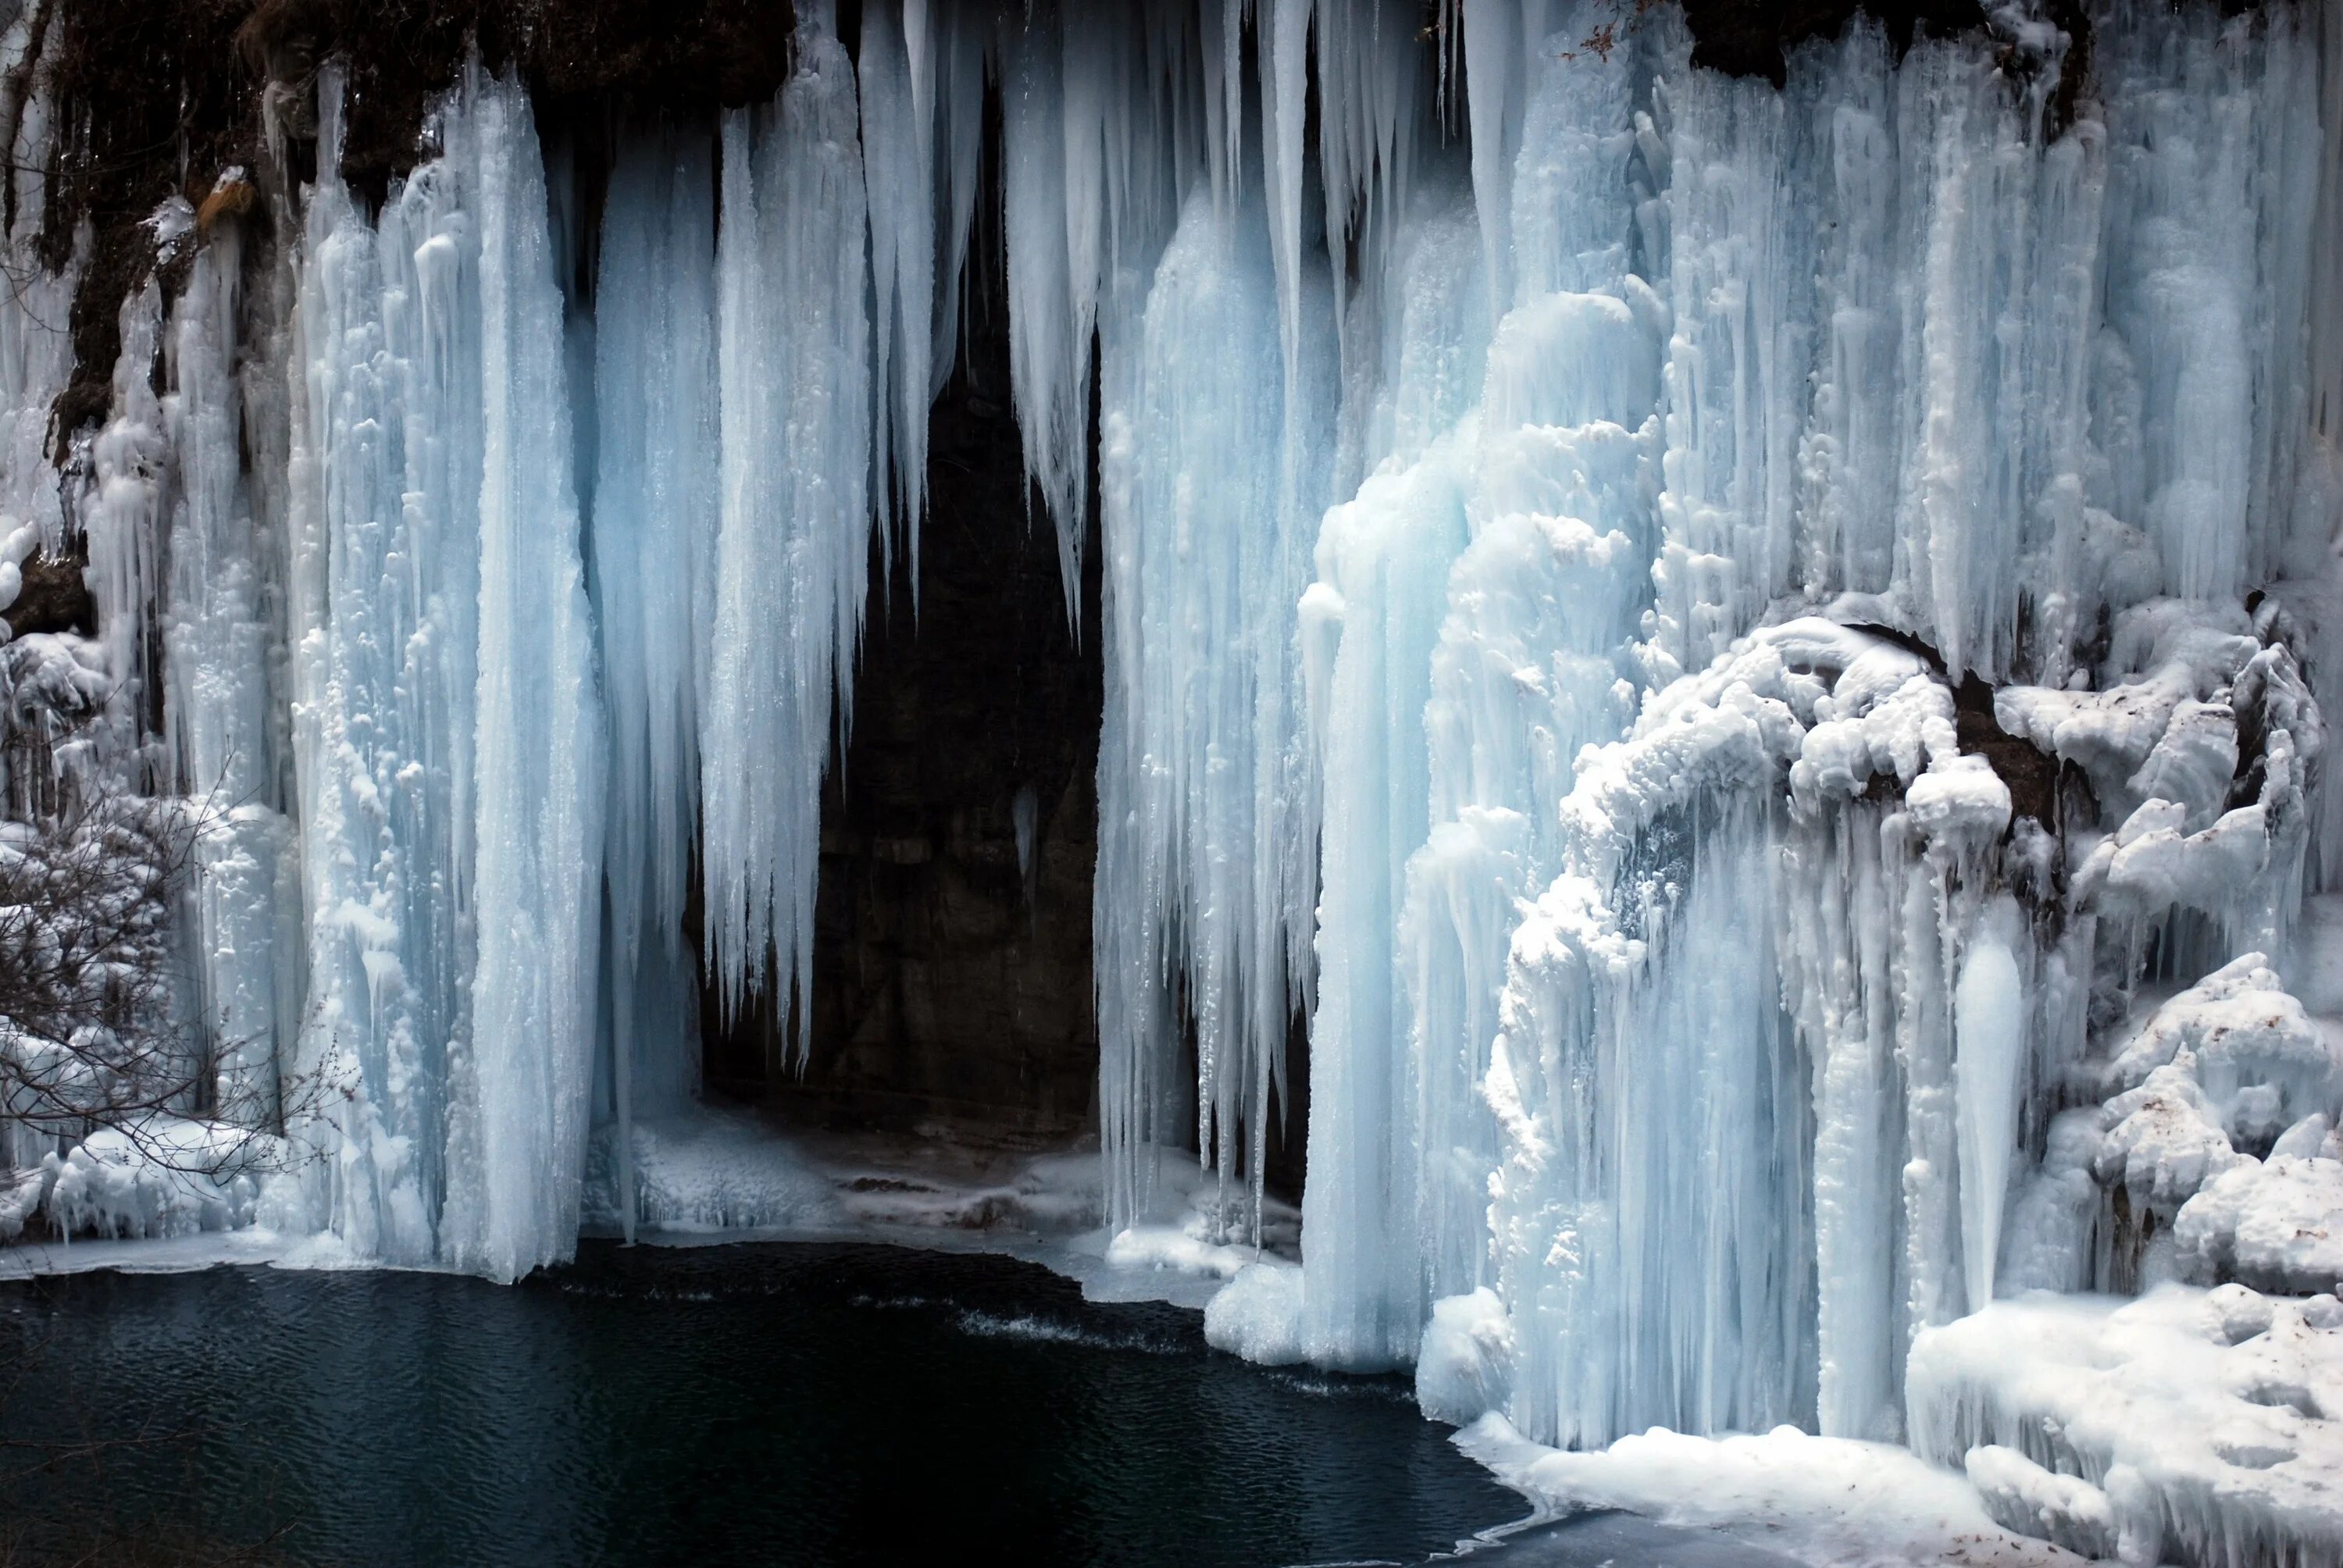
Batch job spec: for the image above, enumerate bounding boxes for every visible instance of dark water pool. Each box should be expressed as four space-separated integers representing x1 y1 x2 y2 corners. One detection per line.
0 1241 1528 1566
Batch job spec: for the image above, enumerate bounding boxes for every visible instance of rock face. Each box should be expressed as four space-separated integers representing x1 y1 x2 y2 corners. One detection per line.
701 299 1106 1144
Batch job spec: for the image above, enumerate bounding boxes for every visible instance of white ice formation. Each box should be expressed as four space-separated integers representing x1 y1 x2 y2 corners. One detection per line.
2 0 2343 1559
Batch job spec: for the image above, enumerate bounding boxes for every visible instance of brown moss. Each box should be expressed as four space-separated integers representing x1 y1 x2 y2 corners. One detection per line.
194 176 257 236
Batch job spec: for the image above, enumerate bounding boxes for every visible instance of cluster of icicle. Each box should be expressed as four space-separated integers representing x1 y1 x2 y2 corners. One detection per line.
1 2 2342 1546
0 1 977 1278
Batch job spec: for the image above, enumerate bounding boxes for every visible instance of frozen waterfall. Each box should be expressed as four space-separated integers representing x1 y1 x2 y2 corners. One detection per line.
2 0 2343 1559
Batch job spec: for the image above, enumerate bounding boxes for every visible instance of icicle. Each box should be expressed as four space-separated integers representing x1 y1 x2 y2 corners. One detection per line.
1462 0 1563 312
591 125 721 1241
923 3 986 411
1001 5 1090 611
861 2 936 582
1954 912 2026 1312
84 280 169 754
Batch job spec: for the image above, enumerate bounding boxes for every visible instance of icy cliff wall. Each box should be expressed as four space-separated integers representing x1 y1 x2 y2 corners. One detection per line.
2 1 2342 1554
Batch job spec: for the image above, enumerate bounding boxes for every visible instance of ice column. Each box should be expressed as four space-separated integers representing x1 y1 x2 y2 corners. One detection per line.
285 73 483 1263
287 66 601 1279
439 69 604 1282
1403 16 1659 1317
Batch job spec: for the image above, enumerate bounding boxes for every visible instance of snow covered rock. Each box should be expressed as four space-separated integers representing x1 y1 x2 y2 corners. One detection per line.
1909 1287 2343 1567
2175 1156 2343 1296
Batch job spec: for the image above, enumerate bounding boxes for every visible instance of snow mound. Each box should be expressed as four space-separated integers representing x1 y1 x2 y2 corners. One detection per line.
1204 1261 1306 1366
2176 1153 2343 1295
1416 1287 1515 1426
35 1116 286 1242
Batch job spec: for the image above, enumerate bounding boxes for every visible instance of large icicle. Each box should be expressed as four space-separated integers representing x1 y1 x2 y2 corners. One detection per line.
162 213 297 1127
860 1 936 576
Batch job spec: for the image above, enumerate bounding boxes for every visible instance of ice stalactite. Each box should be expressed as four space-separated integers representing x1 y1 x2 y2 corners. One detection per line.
701 18 872 1053
1092 183 1338 1233
162 214 299 1127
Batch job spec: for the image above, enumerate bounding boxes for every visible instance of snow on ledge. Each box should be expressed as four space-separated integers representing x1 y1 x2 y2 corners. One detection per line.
1453 1411 2089 1567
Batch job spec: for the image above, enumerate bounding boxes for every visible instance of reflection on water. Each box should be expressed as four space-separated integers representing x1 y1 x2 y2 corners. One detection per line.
0 1241 1525 1566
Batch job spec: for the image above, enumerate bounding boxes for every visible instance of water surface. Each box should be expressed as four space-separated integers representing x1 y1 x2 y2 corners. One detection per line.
0 1240 1527 1566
